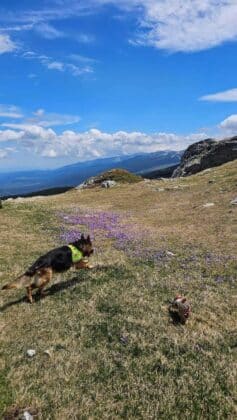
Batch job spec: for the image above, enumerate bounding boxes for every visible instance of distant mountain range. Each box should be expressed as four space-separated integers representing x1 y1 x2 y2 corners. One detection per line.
0 150 182 197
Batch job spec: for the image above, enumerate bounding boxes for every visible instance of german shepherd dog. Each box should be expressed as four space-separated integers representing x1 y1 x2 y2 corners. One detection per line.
2 234 93 303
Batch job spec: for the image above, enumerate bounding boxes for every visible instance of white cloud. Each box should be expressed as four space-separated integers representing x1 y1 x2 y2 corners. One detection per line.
34 22 64 39
0 34 16 54
69 54 97 64
33 108 45 117
0 105 23 119
41 148 58 158
76 33 95 44
29 110 81 127
0 129 24 142
0 149 8 158
200 88 237 102
203 88 237 103
46 60 64 71
22 50 94 77
66 63 93 76
106 0 237 52
0 122 207 159
0 107 80 128
220 114 237 133
3 1 237 53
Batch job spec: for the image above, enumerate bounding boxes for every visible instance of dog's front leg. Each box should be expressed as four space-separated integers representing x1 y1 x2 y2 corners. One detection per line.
74 260 94 270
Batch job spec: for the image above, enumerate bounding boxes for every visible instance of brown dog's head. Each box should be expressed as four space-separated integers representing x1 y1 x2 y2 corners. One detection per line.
73 234 94 257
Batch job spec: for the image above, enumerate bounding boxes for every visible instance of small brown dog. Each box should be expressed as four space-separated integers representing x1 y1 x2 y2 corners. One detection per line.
2 234 93 303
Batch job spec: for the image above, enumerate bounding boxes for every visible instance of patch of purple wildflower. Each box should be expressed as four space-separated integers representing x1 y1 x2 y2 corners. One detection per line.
58 209 167 264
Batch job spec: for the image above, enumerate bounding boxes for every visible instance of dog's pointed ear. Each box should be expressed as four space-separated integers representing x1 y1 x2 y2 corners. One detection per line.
81 233 85 241
87 235 91 242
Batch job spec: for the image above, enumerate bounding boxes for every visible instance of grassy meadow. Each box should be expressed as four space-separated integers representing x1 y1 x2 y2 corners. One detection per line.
0 160 237 419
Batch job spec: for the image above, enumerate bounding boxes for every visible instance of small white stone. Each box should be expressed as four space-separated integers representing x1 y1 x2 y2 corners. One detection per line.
26 349 36 358
230 198 237 205
203 203 215 208
21 411 34 420
166 251 176 257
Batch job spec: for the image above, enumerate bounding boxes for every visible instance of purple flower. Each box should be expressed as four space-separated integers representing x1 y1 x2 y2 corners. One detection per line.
58 208 165 264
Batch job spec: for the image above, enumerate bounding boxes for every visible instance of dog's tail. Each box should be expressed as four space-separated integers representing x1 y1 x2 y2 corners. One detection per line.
2 273 33 290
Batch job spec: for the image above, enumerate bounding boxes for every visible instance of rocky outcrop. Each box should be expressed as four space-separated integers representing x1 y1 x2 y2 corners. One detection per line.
172 136 237 177
101 180 117 188
77 168 142 189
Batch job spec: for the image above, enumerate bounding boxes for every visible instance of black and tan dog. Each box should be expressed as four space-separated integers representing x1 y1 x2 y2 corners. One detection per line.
2 234 94 303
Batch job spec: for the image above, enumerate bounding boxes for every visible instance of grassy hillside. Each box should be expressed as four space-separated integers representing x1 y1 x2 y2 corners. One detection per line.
0 160 236 419
83 168 143 187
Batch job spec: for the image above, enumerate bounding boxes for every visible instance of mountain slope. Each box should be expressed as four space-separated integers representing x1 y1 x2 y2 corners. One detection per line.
0 151 181 196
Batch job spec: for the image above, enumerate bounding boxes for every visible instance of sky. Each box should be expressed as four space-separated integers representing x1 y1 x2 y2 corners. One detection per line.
0 0 237 171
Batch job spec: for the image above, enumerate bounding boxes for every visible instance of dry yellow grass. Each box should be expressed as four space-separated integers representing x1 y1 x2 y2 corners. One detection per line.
0 160 237 419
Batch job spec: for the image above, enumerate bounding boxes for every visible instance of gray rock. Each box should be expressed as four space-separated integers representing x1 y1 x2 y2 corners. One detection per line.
21 411 34 420
26 349 36 357
101 180 117 188
172 136 237 177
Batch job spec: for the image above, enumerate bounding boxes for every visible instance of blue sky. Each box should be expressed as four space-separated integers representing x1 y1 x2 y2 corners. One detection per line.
0 0 237 171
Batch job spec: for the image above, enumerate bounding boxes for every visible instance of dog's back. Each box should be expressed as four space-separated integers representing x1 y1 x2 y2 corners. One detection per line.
25 245 73 276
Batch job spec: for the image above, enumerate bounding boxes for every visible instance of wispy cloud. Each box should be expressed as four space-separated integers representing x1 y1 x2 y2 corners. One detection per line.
0 1 93 26
34 22 65 39
76 33 95 44
69 54 97 64
0 149 8 158
0 23 34 33
46 60 64 71
1 107 81 129
0 33 17 54
2 1 237 53
220 114 237 133
22 50 94 77
200 88 237 102
29 109 81 127
0 105 23 119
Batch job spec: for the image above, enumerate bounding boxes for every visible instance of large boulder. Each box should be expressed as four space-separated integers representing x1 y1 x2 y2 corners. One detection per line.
172 136 237 177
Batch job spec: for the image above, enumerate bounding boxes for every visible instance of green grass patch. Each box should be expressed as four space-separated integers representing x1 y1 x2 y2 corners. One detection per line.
0 369 14 416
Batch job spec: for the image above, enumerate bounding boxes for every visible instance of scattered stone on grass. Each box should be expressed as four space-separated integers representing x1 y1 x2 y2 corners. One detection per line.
203 202 215 208
26 349 36 358
230 197 237 205
166 251 176 257
21 411 34 420
101 180 117 188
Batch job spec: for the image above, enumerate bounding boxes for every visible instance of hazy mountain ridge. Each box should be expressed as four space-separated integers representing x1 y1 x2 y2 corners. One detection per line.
0 151 182 197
